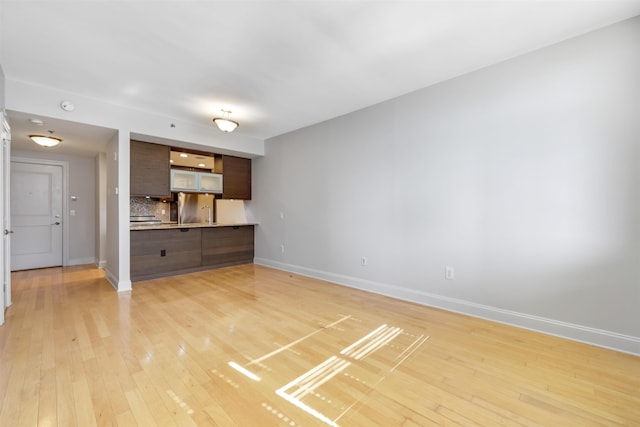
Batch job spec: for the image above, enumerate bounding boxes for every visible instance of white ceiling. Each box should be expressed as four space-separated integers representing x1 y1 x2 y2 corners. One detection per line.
7 110 117 157
2 1 640 155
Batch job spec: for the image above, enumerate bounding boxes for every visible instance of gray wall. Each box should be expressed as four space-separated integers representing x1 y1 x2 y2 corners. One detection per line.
12 149 98 265
252 17 640 354
96 152 107 268
0 65 5 111
105 133 120 287
103 131 131 292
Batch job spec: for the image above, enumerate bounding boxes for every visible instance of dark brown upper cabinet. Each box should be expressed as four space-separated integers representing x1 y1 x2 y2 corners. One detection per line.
216 155 252 200
130 140 171 198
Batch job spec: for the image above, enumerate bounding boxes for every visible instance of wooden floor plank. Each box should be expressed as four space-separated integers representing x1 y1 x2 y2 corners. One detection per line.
125 389 158 427
0 264 638 427
54 361 78 427
38 367 58 427
0 334 28 427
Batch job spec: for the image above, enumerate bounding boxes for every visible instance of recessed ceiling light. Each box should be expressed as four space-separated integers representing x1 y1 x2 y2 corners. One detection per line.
180 153 188 158
29 118 44 125
198 163 206 167
169 159 174 163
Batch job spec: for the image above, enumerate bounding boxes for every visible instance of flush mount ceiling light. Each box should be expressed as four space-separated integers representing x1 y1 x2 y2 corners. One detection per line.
213 109 239 133
30 132 62 147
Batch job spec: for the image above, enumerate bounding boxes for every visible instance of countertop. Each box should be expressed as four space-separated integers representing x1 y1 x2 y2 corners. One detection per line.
130 222 256 231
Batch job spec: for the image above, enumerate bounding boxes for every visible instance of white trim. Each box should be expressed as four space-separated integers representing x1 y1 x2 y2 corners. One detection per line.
254 258 640 356
117 279 132 292
68 257 97 266
11 157 70 266
1 112 9 323
104 267 118 291
104 265 131 292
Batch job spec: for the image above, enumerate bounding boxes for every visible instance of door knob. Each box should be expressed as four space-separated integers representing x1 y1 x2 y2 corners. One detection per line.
3 229 13 235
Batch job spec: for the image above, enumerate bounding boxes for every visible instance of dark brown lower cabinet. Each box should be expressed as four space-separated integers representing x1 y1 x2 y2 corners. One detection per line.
130 226 254 282
131 228 202 281
202 226 254 268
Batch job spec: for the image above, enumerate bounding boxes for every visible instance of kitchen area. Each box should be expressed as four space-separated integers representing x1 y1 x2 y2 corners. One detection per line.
129 140 255 282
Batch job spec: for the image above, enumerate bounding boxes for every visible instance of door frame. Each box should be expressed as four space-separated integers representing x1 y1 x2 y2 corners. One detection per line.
1 114 10 324
11 157 70 267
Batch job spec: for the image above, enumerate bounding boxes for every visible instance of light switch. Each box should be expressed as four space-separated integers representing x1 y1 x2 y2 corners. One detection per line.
70 210 76 216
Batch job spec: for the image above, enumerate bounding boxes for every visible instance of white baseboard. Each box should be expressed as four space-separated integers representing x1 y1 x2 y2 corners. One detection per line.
97 260 107 269
104 268 118 291
103 268 132 292
254 258 640 356
117 279 132 292
67 257 97 266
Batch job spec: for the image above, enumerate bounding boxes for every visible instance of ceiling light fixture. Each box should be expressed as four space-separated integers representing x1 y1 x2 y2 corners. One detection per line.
30 132 62 147
213 109 239 133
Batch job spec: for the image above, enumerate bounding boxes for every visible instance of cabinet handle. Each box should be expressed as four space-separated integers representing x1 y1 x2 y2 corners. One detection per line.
180 228 189 232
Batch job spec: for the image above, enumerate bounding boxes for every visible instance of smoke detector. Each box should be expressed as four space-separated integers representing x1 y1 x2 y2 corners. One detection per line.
60 101 75 112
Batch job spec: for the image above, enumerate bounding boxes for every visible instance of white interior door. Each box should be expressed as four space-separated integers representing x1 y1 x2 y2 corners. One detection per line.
11 161 63 271
1 115 11 323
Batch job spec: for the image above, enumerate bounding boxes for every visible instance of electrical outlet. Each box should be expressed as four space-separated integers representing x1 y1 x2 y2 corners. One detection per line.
445 266 455 280
361 257 368 266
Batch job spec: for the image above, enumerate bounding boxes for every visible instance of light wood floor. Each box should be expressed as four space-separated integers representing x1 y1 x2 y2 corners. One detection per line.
1 264 638 426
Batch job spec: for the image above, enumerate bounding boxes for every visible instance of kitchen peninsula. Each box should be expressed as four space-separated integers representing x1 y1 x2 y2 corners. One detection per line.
129 140 255 282
130 223 255 282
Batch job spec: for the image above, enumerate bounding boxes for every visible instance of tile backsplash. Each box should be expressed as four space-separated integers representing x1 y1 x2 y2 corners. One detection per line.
130 197 172 222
